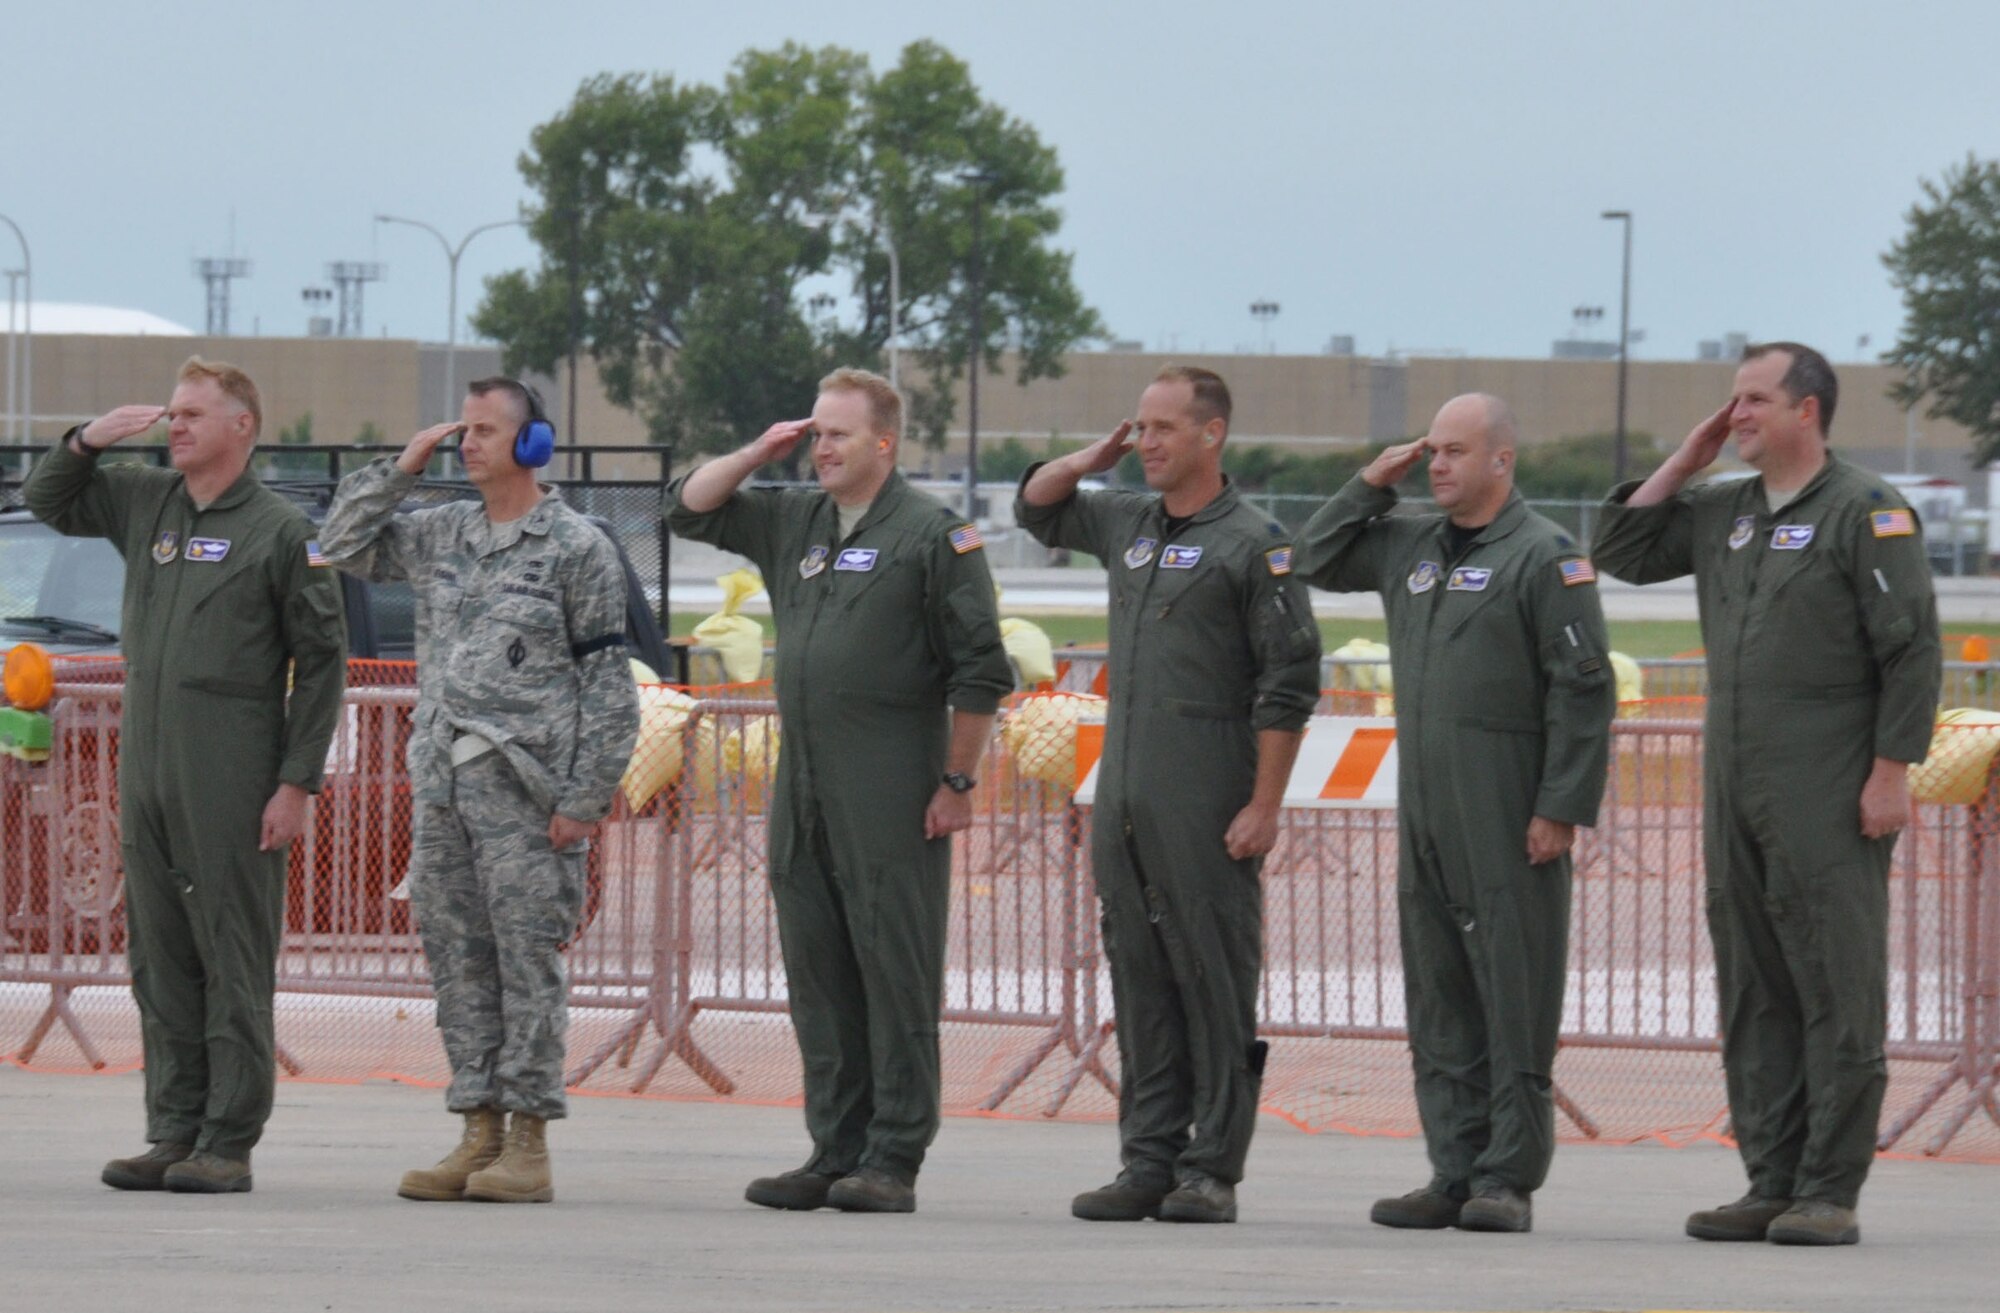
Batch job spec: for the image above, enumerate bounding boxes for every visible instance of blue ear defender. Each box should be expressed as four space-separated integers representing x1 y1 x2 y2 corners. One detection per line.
511 382 556 468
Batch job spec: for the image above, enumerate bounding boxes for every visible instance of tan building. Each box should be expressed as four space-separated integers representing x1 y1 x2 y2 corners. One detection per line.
3 334 1979 493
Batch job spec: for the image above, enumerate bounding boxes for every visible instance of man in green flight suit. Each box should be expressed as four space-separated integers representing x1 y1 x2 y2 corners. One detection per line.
25 357 347 1194
1593 342 1940 1247
665 367 1012 1214
1296 393 1614 1234
1017 365 1322 1225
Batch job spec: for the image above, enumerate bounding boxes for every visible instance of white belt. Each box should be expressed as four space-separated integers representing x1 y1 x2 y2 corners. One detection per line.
450 732 498 766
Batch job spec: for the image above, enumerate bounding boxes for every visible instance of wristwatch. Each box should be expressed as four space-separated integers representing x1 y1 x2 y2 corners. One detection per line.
942 771 977 794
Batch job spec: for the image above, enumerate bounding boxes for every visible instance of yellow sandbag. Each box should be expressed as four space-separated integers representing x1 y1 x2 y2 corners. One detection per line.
725 715 782 784
621 680 698 812
1003 692 1107 786
1332 638 1392 693
692 568 767 684
1000 617 1057 687
1911 709 2000 805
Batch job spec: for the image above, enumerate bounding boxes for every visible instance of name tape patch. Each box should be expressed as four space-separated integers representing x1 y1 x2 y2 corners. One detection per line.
1771 524 1815 550
1160 544 1204 570
1447 566 1492 592
185 537 232 563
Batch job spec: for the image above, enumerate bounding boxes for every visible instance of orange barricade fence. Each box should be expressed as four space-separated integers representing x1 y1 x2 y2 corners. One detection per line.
4 662 1999 1165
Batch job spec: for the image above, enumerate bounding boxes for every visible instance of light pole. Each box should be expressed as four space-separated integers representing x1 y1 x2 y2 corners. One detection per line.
1601 210 1633 483
0 213 31 442
375 214 525 422
1250 299 1281 353
960 170 1000 521
4 269 21 441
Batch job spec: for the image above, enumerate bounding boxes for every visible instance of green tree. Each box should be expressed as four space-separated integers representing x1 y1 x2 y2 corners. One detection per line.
1884 155 2000 463
474 41 1104 459
1514 431 1657 500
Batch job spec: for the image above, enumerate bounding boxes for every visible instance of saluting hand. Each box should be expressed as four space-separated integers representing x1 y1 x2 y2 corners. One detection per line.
80 405 168 449
1672 402 1735 476
1360 438 1430 489
749 419 814 466
1072 420 1136 476
1525 816 1576 865
395 421 466 476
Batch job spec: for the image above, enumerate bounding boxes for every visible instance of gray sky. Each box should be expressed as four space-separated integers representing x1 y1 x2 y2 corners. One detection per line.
7 0 1996 364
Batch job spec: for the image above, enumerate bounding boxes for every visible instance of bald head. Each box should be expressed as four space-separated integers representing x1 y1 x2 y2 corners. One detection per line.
1425 392 1518 525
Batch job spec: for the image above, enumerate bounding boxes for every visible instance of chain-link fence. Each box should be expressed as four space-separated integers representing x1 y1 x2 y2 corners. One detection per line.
5 659 1998 1164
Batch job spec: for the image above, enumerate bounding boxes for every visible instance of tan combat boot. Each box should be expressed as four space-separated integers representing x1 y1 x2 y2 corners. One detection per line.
398 1109 505 1201
463 1112 553 1203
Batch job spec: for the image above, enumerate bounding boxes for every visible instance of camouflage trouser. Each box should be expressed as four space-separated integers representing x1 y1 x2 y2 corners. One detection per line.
410 751 587 1120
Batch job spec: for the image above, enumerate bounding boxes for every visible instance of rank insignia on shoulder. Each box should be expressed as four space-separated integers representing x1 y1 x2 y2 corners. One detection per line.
1771 524 1814 550
1265 545 1293 575
305 539 329 568
185 536 231 563
1407 560 1439 595
1558 557 1597 587
834 547 879 572
1160 544 1203 569
799 545 829 579
949 523 984 554
1728 516 1754 551
1123 536 1158 570
151 530 180 565
1871 509 1915 538
1447 566 1492 592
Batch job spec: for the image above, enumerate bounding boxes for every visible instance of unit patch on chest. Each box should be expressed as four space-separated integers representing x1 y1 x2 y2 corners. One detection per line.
1123 537 1158 569
1728 516 1755 551
1160 544 1203 569
151 530 180 565
799 545 829 579
834 547 879 572
1447 566 1493 592
185 537 231 563
1407 560 1440 595
1771 524 1815 550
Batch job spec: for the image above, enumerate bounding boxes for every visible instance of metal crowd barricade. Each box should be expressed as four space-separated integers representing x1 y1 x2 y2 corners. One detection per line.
4 670 1999 1162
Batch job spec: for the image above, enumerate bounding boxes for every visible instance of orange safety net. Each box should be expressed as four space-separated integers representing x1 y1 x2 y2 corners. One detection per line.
4 662 1998 1166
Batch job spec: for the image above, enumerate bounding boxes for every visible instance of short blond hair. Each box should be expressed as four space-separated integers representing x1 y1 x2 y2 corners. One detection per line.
177 356 262 437
818 367 902 439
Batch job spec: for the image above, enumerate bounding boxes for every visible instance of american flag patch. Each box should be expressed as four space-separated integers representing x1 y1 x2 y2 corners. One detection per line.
1558 557 1597 587
305 539 328 567
1265 546 1293 575
1871 509 1915 538
949 523 984 554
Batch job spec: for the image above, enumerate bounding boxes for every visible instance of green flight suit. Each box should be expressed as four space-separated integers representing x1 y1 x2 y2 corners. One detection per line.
1593 456 1940 1208
663 472 1011 1182
1014 472 1321 1188
25 434 347 1160
1298 478 1614 1196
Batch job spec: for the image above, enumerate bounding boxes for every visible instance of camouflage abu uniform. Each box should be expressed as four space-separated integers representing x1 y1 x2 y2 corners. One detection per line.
320 460 640 1119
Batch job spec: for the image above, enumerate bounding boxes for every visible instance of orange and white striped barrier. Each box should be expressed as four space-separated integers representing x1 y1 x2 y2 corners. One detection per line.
1071 716 1399 809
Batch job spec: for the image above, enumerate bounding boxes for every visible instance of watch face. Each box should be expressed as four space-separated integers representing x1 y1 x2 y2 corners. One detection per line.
944 772 975 793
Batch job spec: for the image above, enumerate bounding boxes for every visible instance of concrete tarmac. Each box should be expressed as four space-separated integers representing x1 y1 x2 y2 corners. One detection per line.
6 1067 1990 1313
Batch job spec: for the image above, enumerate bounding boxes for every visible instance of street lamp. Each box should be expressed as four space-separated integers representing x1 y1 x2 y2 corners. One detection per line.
959 170 1001 521
1601 210 1633 483
0 213 31 442
375 214 526 422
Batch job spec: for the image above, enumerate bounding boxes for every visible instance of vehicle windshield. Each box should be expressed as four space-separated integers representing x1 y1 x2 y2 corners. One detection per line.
0 520 125 644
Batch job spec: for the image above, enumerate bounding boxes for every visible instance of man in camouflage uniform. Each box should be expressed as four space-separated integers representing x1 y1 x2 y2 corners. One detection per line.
1017 365 1322 1225
666 368 1011 1214
27 357 347 1195
320 377 639 1204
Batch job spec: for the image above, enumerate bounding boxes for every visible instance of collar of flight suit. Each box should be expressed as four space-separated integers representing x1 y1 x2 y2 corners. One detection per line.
1740 448 1839 519
174 462 264 514
1439 489 1530 551
825 469 913 544
1143 474 1244 531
